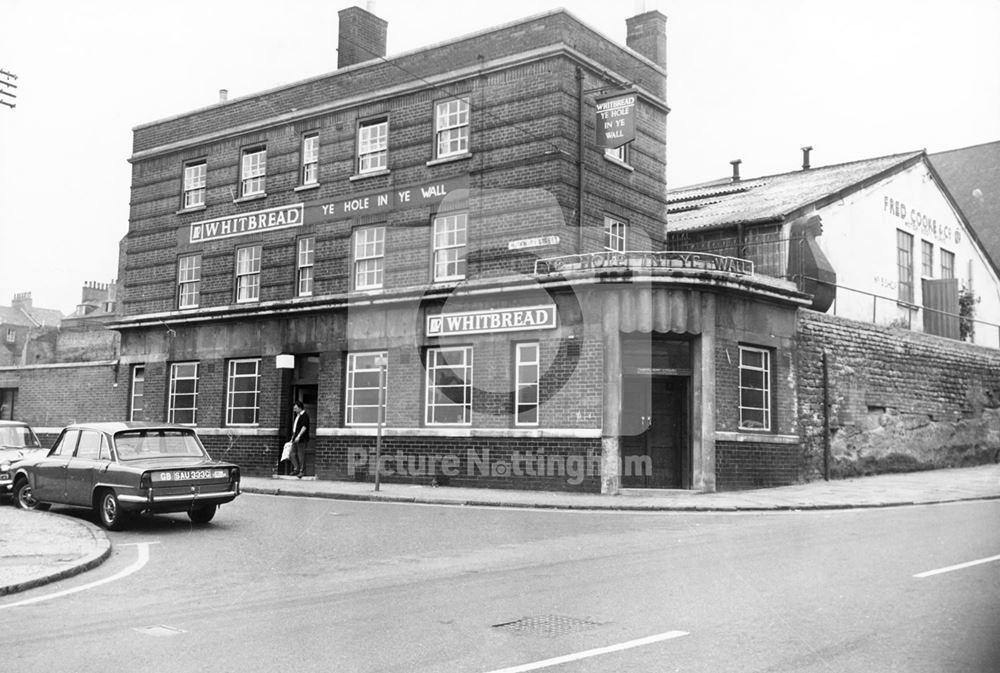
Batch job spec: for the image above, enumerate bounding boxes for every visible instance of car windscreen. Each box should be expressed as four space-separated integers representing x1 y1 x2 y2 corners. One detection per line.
113 430 207 460
0 425 42 449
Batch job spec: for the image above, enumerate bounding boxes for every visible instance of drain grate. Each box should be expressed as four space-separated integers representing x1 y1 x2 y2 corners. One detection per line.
492 615 604 638
134 625 186 637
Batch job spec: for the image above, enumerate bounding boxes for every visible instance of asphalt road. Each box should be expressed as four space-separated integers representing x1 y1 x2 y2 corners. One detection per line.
4 495 999 673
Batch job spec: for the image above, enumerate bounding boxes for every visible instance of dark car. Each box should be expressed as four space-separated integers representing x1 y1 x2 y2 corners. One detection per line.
12 422 240 530
0 420 47 500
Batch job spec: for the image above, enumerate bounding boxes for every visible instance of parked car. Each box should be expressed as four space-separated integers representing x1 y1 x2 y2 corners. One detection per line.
0 420 47 501
12 422 240 530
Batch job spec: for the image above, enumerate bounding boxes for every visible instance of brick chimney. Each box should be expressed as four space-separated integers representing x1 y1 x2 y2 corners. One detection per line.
11 292 32 310
338 5 388 69
626 11 667 70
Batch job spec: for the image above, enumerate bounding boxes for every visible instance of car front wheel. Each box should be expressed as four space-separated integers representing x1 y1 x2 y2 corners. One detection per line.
188 504 217 524
97 490 127 531
14 479 50 511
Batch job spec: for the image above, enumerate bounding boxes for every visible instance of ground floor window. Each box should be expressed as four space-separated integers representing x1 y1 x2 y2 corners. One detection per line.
130 366 145 421
168 362 199 425
345 351 387 425
738 346 771 431
226 358 261 426
515 342 539 426
425 346 472 425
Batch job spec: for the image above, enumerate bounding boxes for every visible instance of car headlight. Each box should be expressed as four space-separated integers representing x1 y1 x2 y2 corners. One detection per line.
0 461 10 473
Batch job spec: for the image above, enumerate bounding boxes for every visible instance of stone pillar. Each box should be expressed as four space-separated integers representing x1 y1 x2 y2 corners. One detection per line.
691 293 717 491
601 292 622 494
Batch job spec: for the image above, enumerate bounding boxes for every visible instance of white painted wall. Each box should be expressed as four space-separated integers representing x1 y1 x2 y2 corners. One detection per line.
808 160 1000 347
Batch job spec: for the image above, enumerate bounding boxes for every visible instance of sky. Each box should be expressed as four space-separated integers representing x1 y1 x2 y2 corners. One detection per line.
1 0 998 315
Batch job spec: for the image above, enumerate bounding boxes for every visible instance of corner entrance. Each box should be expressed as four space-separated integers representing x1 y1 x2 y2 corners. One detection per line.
621 375 689 488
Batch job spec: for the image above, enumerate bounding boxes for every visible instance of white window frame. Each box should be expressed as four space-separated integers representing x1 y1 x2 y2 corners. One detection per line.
301 134 319 186
183 161 206 208
5 328 15 343
129 365 145 422
345 351 388 426
168 362 199 425
297 237 315 297
432 213 467 282
738 346 771 431
921 240 934 278
236 245 262 303
178 254 201 309
604 216 628 252
605 145 628 164
940 249 955 280
354 226 385 290
226 358 261 426
897 229 914 304
515 343 540 427
240 147 267 197
357 119 388 174
435 98 469 159
425 346 473 426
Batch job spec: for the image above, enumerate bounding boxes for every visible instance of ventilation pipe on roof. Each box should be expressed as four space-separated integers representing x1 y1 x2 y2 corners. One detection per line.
802 145 813 170
730 159 742 182
219 89 228 103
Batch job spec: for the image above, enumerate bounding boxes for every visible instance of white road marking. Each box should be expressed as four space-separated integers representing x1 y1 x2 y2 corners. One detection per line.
914 553 1000 578
0 541 157 610
482 630 689 673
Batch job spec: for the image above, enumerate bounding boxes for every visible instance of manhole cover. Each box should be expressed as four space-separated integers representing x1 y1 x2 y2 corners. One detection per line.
134 625 186 637
492 615 604 638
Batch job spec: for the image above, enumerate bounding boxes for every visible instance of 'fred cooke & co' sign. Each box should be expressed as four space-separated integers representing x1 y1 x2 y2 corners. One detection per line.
595 91 636 149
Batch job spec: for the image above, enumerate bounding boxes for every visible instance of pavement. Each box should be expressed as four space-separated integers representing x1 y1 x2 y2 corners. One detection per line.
2 463 998 598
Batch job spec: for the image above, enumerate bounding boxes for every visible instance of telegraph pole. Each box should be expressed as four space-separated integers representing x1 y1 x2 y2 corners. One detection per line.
0 69 18 109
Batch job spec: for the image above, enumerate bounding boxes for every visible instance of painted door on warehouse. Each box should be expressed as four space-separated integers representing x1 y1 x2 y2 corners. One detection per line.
620 375 689 488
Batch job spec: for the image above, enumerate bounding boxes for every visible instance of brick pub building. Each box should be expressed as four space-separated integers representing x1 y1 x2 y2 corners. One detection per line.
114 7 811 493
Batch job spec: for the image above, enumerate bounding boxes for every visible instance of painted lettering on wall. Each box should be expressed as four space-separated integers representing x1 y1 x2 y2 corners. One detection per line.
883 195 959 245
306 175 470 224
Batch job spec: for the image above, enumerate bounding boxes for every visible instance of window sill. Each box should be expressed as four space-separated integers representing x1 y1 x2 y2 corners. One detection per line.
350 169 390 182
426 153 472 168
716 431 799 444
603 154 635 172
294 183 320 192
233 193 267 204
176 205 207 215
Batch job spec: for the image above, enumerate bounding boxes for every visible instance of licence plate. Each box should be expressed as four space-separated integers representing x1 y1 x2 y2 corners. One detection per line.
153 469 227 482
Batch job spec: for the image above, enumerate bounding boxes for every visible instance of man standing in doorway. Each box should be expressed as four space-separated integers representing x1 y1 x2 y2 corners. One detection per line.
290 400 310 478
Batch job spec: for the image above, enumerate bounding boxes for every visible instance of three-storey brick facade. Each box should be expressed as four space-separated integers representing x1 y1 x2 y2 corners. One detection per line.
113 7 809 493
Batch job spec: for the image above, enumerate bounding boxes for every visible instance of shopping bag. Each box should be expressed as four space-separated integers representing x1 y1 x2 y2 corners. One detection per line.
281 441 293 461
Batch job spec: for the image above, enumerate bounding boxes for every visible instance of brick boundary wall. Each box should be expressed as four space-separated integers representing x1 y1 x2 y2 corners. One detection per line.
796 309 1000 480
201 434 603 492
716 441 802 491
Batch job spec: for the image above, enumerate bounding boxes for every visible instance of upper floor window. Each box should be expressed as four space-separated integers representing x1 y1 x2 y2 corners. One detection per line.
940 249 955 280
897 229 914 304
297 237 315 297
354 226 385 290
738 346 771 431
178 254 201 309
432 213 467 281
605 145 628 165
129 365 145 422
425 346 472 425
168 362 199 425
301 134 319 186
226 358 261 426
921 240 934 278
358 119 388 174
604 216 628 252
5 328 14 343
236 245 262 303
240 147 267 197
435 98 469 159
183 161 207 208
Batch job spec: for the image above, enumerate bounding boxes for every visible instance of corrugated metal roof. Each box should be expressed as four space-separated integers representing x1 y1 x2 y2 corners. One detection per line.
667 151 924 232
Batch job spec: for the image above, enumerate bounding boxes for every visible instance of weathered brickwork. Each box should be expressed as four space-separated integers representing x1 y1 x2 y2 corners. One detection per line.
796 309 1000 478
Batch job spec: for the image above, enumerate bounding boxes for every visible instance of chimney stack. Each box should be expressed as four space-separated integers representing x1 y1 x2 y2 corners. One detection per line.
338 5 388 69
11 292 32 310
626 10 667 69
219 89 228 103
730 159 742 183
801 146 813 170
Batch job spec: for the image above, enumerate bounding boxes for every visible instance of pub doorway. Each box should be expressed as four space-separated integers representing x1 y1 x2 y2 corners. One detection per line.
620 336 691 489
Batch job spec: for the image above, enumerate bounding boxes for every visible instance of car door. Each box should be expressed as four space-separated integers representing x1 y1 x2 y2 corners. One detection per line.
32 429 79 503
65 430 111 506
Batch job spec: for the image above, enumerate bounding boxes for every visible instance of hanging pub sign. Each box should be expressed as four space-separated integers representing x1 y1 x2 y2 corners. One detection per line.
595 91 637 149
